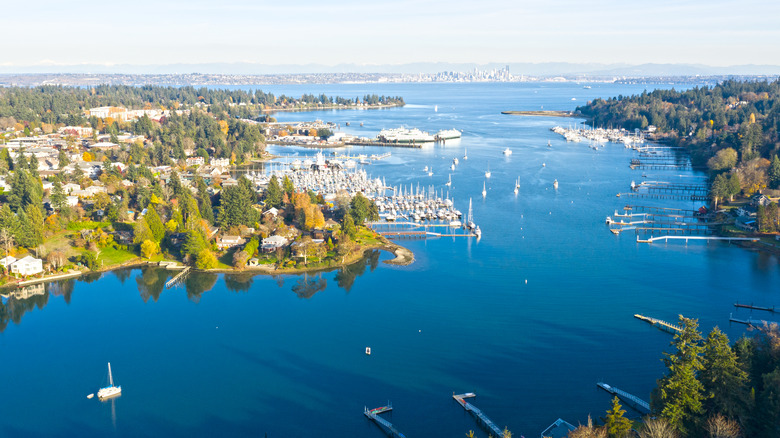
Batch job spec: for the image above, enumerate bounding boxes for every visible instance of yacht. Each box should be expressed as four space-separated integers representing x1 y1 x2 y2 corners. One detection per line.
503 148 512 155
365 347 371 355
378 127 436 143
97 363 121 400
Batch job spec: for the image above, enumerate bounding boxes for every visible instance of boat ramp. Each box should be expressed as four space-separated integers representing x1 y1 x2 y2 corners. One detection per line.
596 382 651 414
634 314 682 334
453 393 505 438
364 404 406 438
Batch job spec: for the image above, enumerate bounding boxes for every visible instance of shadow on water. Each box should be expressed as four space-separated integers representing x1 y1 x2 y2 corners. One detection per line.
334 249 381 292
135 267 169 303
183 272 218 303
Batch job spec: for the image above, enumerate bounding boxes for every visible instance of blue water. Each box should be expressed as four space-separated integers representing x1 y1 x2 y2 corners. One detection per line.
1 83 779 438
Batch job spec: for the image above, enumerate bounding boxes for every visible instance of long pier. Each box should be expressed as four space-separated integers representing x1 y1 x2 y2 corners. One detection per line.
364 404 406 438
453 393 505 438
734 303 776 313
729 313 776 327
165 266 191 289
596 382 651 413
637 235 758 244
634 314 682 334
367 222 476 238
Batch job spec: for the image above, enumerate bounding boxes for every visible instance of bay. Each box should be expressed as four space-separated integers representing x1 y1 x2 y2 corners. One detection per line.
1 82 778 437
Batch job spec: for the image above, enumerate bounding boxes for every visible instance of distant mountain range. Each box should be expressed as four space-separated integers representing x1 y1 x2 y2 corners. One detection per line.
1 62 779 77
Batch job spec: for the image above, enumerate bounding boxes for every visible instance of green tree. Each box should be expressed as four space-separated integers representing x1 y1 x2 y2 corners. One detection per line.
195 249 218 269
264 175 283 209
182 229 209 258
244 237 259 258
710 173 729 207
24 204 44 248
196 177 214 224
350 192 374 224
232 250 249 269
707 148 738 172
217 183 256 227
133 219 154 246
769 155 780 189
282 175 294 200
51 181 67 210
342 214 356 240
604 397 632 438
727 174 741 201
700 327 748 420
145 208 165 242
652 316 705 435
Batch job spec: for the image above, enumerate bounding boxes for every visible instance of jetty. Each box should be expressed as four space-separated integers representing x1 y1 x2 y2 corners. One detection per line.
734 303 776 313
364 404 406 438
596 382 651 413
729 313 776 327
634 314 682 334
367 222 477 238
165 266 191 289
636 235 758 244
453 393 505 438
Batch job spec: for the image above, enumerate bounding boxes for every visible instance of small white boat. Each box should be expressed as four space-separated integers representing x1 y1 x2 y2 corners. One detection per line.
445 174 452 187
485 164 491 178
428 169 433 176
547 140 552 148
474 226 482 238
423 166 428 172
503 148 512 155
449 220 462 227
514 185 519 195
482 181 487 198
542 163 546 167
515 178 520 189
451 164 456 170
463 149 468 160
553 179 559 189
87 393 94 399
365 347 371 355
97 362 121 400
453 157 459 165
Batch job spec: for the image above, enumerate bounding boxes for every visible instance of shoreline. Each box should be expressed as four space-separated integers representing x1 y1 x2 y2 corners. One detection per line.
501 110 585 118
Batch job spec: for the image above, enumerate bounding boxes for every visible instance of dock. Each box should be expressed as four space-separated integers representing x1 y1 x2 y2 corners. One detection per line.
636 235 758 244
596 382 651 413
634 314 682 334
729 313 776 327
364 404 406 438
734 303 776 313
453 393 505 438
165 266 191 289
367 222 477 239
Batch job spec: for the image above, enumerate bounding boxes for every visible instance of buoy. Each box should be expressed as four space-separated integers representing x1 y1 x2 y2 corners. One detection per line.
525 279 528 284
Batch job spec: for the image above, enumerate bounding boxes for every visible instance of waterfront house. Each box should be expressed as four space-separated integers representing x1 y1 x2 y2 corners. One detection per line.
261 235 289 252
751 193 771 207
0 256 17 271
9 256 44 276
216 235 245 250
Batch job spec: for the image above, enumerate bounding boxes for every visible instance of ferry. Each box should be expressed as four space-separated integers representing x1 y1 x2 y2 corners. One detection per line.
378 127 436 143
435 129 462 141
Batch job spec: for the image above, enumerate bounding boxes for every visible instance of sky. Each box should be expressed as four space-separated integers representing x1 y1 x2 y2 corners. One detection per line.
2 0 779 70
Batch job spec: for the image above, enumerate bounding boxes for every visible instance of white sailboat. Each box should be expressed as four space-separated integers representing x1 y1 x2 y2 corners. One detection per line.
463 149 468 160
484 164 491 178
482 181 487 198
97 362 121 400
503 148 512 155
553 179 559 189
514 178 519 195
445 174 452 187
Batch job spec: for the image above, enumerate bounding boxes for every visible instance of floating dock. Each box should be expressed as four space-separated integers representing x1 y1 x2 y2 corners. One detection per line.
734 303 776 313
364 404 406 438
596 382 651 413
165 266 191 289
729 313 776 327
634 314 682 334
636 235 758 244
453 393 505 438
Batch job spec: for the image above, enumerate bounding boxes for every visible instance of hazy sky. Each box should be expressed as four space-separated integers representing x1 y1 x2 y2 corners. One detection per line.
2 0 778 68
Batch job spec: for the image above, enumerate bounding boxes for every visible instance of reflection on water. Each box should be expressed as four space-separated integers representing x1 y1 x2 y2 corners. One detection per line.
0 249 389 331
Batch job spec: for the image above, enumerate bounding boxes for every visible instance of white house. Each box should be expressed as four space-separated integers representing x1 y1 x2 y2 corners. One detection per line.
261 235 289 252
217 235 245 250
0 255 17 270
63 183 81 193
9 256 43 276
66 196 79 207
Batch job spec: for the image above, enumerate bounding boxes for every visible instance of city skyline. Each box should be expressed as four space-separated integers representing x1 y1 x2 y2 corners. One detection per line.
2 0 779 71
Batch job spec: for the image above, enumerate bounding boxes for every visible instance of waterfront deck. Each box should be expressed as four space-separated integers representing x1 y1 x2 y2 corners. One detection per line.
364 404 406 438
634 314 682 334
596 382 651 413
453 393 505 438
165 266 191 289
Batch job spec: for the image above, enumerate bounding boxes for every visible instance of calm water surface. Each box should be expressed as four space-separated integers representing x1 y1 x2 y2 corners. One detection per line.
1 83 778 437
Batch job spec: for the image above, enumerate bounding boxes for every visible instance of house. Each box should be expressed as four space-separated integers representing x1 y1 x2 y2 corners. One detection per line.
247 258 260 267
263 207 279 218
216 235 245 250
0 255 17 271
261 235 289 252
66 196 79 207
186 156 205 166
736 216 757 232
9 256 44 276
751 193 771 207
63 183 81 193
88 141 120 150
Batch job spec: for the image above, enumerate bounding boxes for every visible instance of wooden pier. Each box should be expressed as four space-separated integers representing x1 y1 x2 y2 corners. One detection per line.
367 222 476 239
734 303 776 313
596 382 651 413
729 313 776 327
637 235 758 244
453 393 505 438
364 404 406 438
634 314 682 334
165 266 191 289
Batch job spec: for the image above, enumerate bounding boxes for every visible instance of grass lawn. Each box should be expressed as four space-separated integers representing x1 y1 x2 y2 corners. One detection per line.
96 246 139 266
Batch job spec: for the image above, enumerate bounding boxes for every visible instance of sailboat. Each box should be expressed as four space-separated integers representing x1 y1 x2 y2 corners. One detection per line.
482 181 487 198
97 362 121 400
553 179 559 190
445 174 452 187
466 198 475 230
547 140 552 148
484 164 491 178
463 149 468 160
514 178 519 195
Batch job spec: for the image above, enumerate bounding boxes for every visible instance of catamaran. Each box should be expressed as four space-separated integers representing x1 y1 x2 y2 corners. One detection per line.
97 362 121 400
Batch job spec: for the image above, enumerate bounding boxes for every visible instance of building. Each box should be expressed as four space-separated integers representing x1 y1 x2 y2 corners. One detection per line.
186 156 204 166
0 256 17 271
216 235 245 250
261 235 289 252
9 256 44 276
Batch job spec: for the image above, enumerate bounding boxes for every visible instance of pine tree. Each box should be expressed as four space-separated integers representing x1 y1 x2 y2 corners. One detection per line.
144 208 166 242
652 316 705 435
264 175 283 208
196 177 214 224
604 397 632 438
769 155 780 189
51 181 67 210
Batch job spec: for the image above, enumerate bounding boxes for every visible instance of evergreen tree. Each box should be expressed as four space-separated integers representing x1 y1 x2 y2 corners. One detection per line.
342 213 356 240
700 327 748 419
25 204 44 248
27 155 39 180
144 208 166 242
217 183 256 227
264 175 283 208
604 397 632 438
282 175 294 200
182 229 208 258
169 170 183 198
8 169 43 212
769 155 780 189
133 218 154 246
51 181 67 210
652 316 705 435
195 177 214 224
14 209 36 248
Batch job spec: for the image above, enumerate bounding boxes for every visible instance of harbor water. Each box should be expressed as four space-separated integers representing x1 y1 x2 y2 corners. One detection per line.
1 83 778 437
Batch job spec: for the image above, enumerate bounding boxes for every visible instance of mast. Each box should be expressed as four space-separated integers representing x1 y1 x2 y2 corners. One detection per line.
108 362 114 387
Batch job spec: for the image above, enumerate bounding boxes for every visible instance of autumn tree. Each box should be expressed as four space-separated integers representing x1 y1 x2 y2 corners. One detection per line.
195 249 218 269
707 148 738 172
141 239 159 259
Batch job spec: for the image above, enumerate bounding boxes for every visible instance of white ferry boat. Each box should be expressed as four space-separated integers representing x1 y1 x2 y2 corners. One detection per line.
378 127 436 143
435 129 462 141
